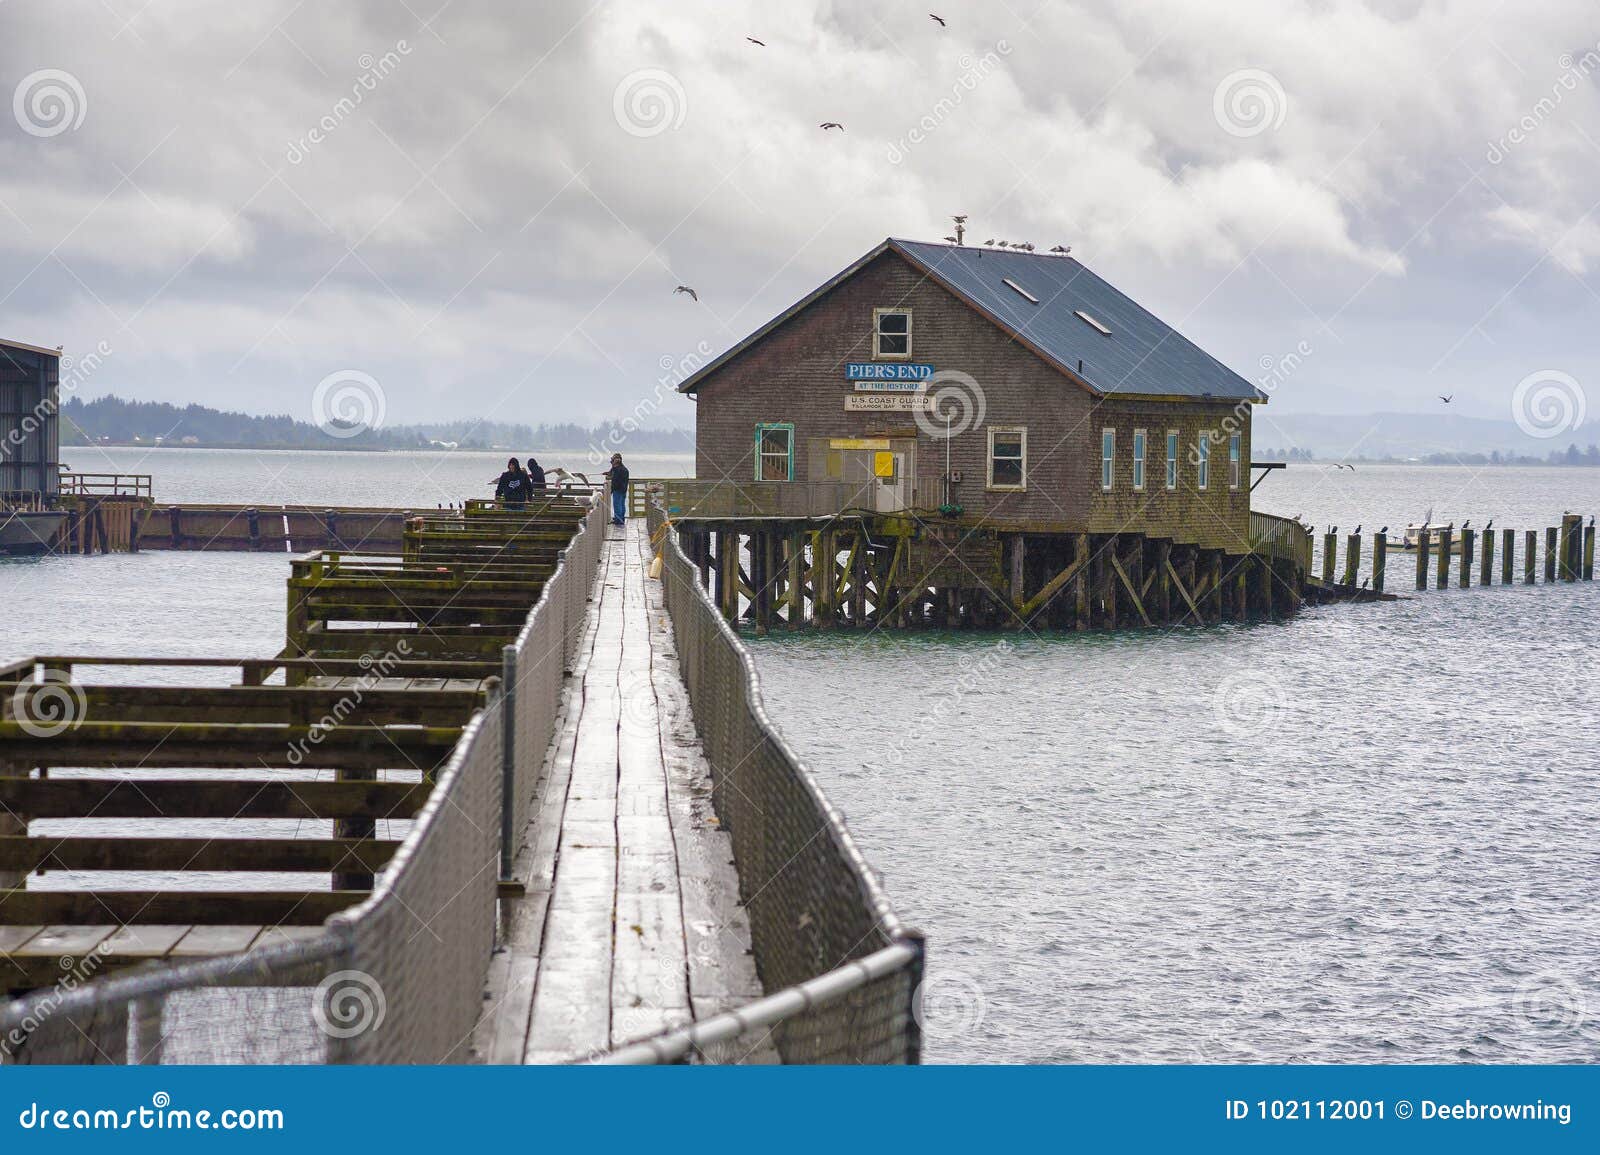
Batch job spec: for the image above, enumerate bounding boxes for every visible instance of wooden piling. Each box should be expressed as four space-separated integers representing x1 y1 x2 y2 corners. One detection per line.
1073 533 1090 631
1525 530 1537 585
1501 528 1514 586
1560 514 1581 581
1342 533 1360 589
1372 533 1386 594
1415 529 1430 590
1322 532 1336 586
1435 527 1452 590
1545 527 1558 583
1459 529 1473 589
1585 523 1596 581
1480 527 1494 586
787 530 805 628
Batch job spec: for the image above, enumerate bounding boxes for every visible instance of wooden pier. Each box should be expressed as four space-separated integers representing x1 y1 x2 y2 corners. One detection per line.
479 520 763 1063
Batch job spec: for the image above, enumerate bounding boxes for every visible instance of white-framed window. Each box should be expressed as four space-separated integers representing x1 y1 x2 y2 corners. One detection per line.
1197 434 1211 490
1132 428 1147 491
1101 428 1115 491
988 426 1026 490
1229 432 1242 489
755 422 794 481
873 308 912 359
1166 430 1179 490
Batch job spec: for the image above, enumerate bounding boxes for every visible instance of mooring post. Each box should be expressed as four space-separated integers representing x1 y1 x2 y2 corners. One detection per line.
1560 513 1582 581
1544 527 1558 583
1372 533 1387 594
1343 532 1360 589
247 507 261 551
1434 527 1452 589
1459 529 1474 589
1322 531 1336 586
499 645 516 881
1525 530 1538 584
1501 528 1514 586
1585 521 1596 581
1480 526 1494 586
1415 529 1430 590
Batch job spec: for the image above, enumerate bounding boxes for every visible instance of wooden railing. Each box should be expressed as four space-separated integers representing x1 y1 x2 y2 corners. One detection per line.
1250 509 1311 572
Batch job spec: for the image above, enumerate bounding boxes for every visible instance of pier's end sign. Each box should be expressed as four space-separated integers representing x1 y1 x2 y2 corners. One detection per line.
846 362 934 389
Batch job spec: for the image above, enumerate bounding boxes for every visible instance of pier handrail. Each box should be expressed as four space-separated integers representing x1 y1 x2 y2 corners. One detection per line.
1249 509 1311 572
615 499 923 1064
57 471 153 499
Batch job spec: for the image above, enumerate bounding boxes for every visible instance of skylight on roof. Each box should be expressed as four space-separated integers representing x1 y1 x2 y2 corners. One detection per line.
1075 309 1112 335
1001 277 1039 304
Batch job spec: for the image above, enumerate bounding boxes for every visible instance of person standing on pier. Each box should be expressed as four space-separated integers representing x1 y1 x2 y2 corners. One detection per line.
526 455 547 492
494 456 532 510
603 452 629 525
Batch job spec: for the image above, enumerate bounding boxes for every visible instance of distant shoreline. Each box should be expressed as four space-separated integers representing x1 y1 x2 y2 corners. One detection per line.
64 442 693 456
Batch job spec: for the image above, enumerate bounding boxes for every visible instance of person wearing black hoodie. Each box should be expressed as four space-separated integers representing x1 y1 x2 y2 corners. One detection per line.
525 456 547 492
493 457 531 510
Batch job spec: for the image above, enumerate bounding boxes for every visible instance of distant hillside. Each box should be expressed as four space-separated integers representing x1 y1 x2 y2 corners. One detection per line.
1255 410 1599 464
60 395 693 453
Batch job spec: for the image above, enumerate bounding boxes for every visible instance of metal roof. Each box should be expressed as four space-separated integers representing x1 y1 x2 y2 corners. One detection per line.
0 336 63 359
889 239 1263 402
678 238 1263 403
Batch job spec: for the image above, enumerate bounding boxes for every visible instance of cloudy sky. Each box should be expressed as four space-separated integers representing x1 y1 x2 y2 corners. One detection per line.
1 0 1597 438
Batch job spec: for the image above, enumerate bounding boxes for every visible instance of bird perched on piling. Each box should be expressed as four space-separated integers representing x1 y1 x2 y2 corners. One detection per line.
1354 525 1362 534
1485 519 1493 531
1379 526 1388 535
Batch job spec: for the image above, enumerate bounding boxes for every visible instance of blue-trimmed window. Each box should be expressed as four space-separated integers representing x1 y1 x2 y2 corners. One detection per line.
1166 430 1179 489
1132 428 1147 491
1229 433 1243 489
1101 428 1115 490
755 423 795 480
1197 435 1211 490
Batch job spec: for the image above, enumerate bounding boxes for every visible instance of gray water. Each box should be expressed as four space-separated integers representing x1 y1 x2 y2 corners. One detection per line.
4 451 1597 1063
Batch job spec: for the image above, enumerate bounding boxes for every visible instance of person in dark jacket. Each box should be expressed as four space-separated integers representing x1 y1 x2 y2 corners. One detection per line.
603 453 629 525
493 457 531 510
525 456 547 491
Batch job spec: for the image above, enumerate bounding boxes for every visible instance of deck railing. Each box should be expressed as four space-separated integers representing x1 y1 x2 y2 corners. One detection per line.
0 493 607 1065
603 502 923 1063
1250 509 1311 573
57 472 153 499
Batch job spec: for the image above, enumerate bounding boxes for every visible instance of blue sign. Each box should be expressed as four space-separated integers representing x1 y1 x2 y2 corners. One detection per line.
845 362 935 382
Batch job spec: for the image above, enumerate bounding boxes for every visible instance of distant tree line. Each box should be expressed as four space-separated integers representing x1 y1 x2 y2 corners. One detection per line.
1256 443 1600 466
59 395 693 452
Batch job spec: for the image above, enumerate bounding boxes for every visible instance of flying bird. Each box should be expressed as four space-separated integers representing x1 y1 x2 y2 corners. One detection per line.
1439 394 1453 403
746 37 765 46
929 13 946 26
819 122 844 131
673 285 698 301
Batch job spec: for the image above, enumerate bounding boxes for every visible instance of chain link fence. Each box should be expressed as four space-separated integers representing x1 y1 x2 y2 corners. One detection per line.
606 505 923 1064
0 494 606 1065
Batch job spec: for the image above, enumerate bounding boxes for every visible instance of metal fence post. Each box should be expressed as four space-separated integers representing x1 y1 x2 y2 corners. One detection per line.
500 644 517 881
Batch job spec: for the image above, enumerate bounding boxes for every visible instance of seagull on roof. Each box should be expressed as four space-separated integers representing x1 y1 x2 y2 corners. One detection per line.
1050 244 1071 254
673 285 698 301
943 235 959 243
929 13 946 26
982 238 995 246
820 121 844 131
746 36 765 46
1017 242 1035 251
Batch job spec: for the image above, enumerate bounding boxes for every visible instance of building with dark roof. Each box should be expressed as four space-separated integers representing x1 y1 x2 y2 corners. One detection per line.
679 237 1262 551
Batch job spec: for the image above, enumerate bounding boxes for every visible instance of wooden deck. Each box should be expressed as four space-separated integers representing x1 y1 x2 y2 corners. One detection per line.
476 520 767 1063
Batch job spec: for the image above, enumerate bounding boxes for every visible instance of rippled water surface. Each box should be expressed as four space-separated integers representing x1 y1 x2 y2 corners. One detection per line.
4 453 1597 1062
752 463 1600 1063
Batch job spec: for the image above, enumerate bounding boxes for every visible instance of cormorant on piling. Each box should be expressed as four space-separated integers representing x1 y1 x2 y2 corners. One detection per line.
1380 526 1388 535
1354 525 1362 534
1463 520 1470 530
1485 519 1493 531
